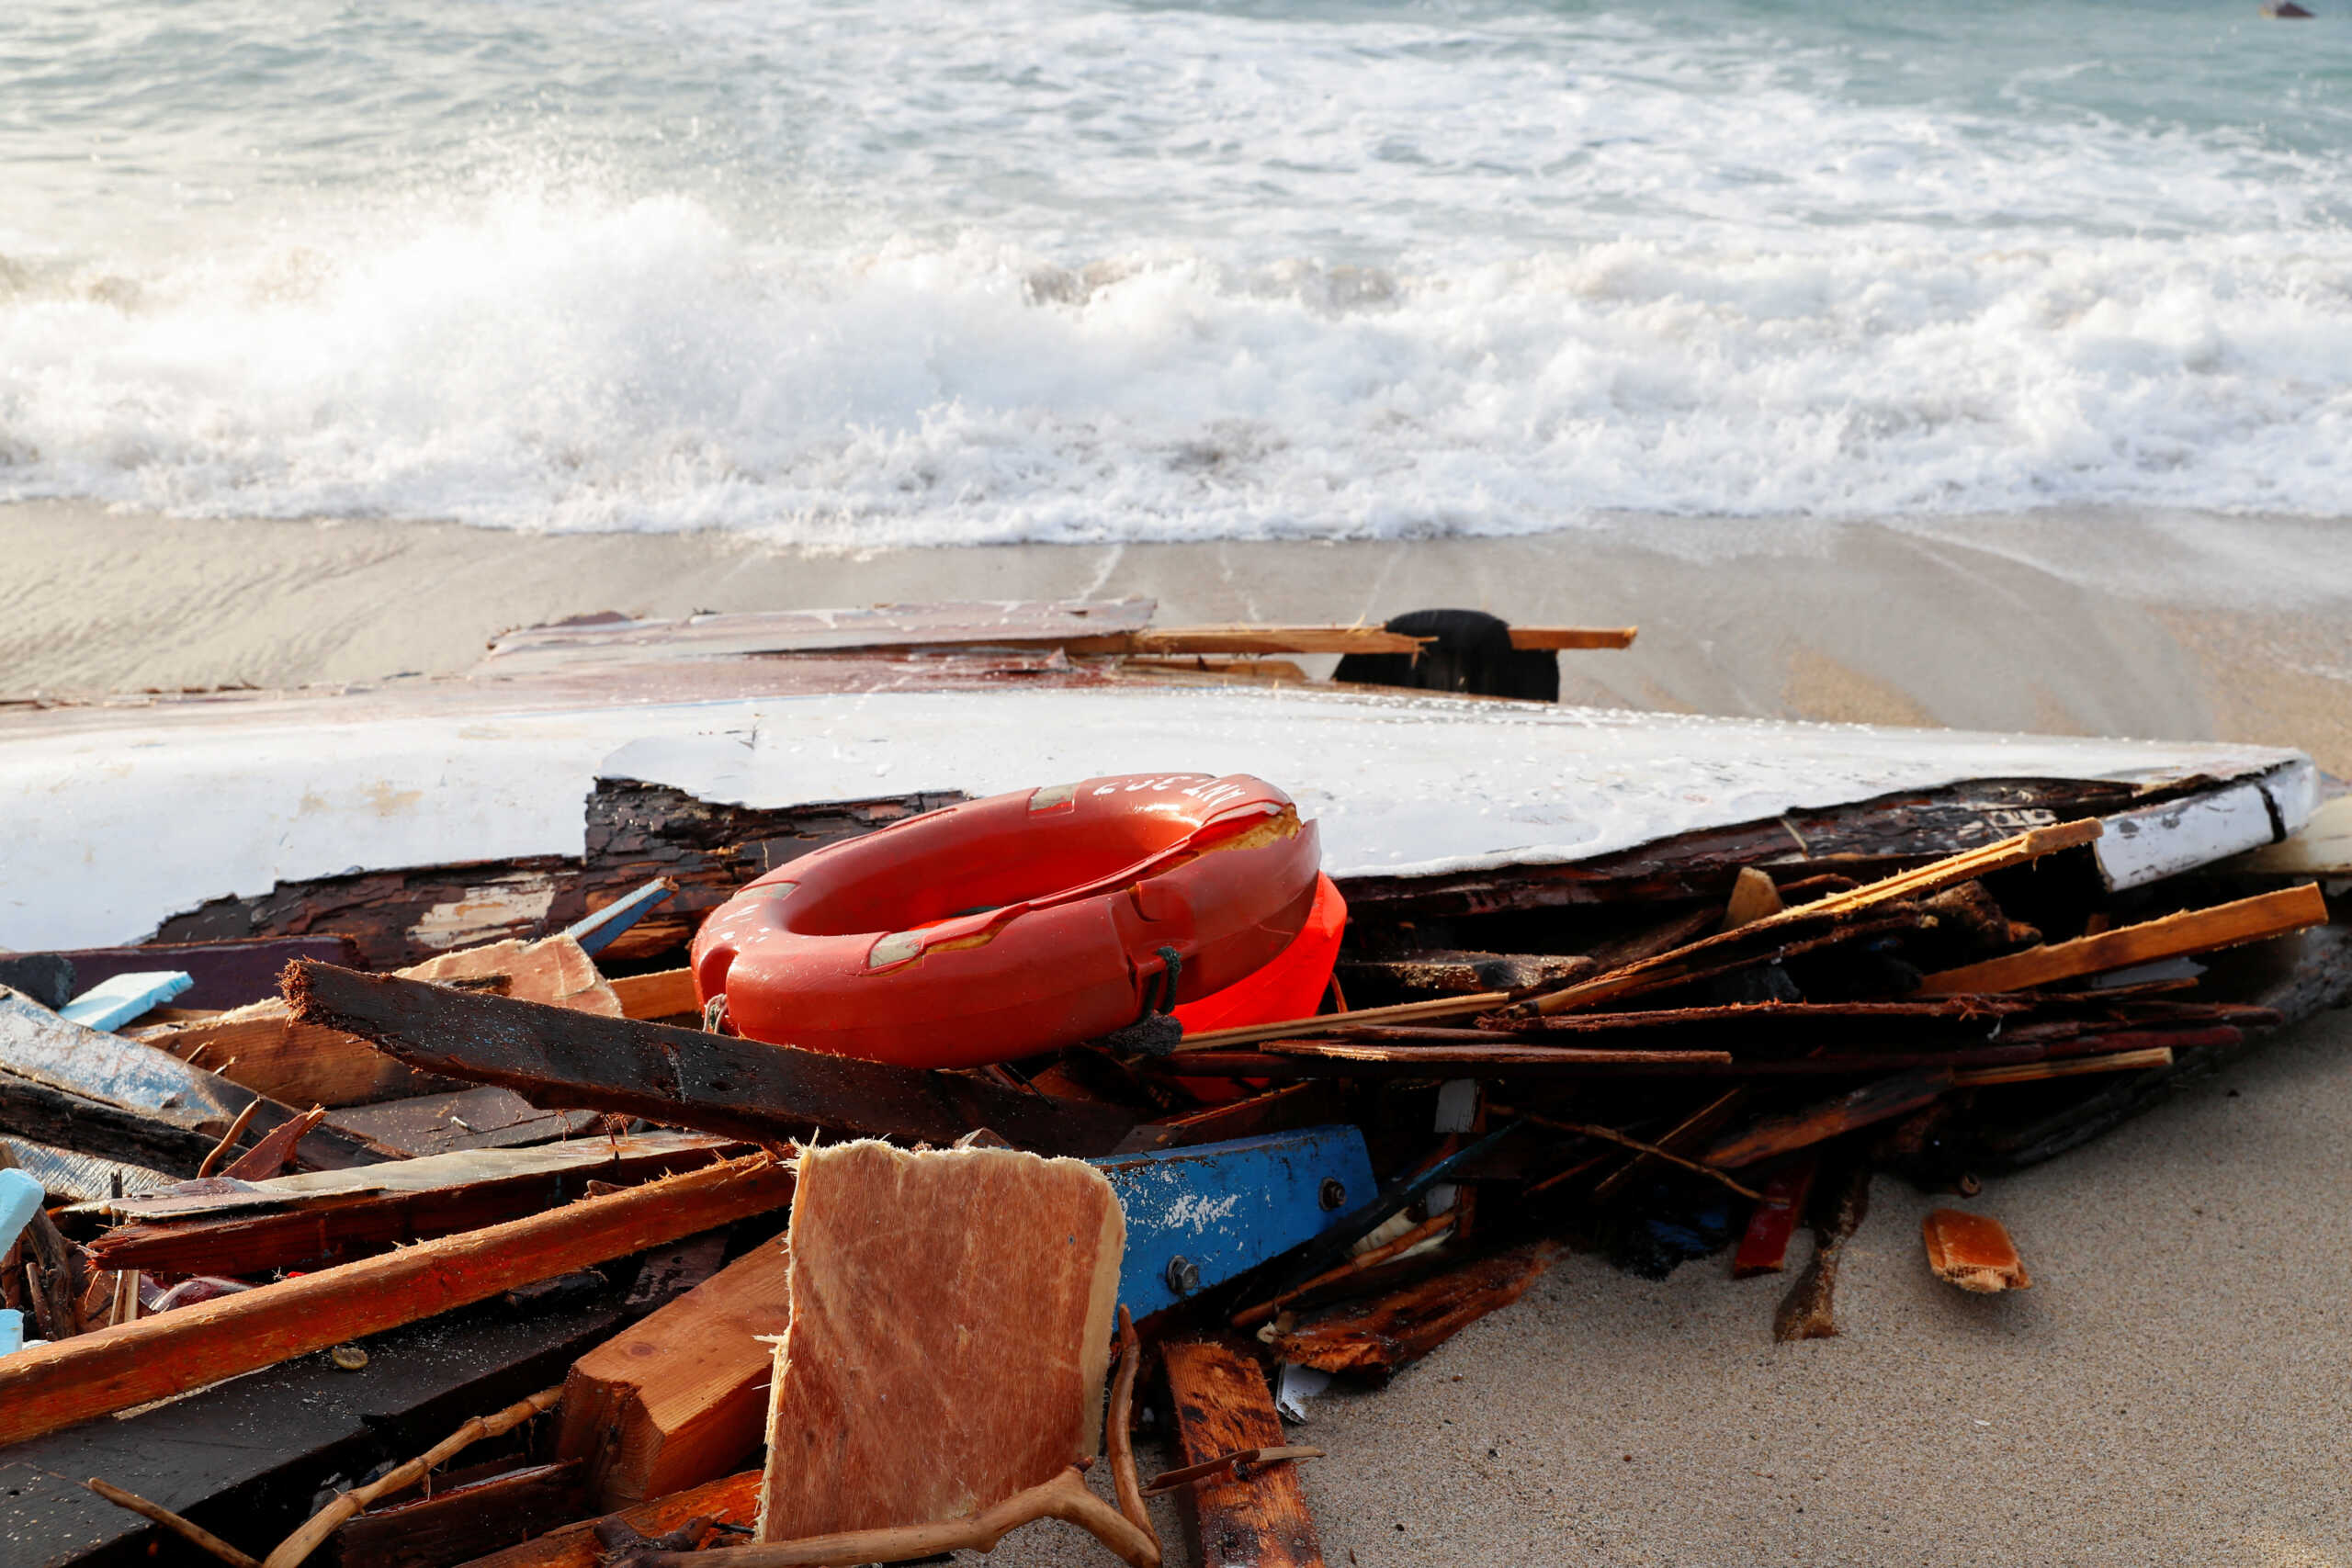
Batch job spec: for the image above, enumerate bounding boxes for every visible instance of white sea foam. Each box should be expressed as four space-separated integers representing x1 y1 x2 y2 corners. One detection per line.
3 0 2350 542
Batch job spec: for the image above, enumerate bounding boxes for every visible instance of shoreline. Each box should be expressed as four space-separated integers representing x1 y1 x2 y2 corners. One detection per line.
6 500 2349 775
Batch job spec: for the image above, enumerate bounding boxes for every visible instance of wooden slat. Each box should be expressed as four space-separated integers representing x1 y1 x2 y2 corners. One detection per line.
331 1461 589 1568
449 1471 763 1568
558 1231 791 1510
1161 1339 1326 1568
1504 626 1638 650
284 962 1136 1156
1918 883 2329 996
0 1154 795 1445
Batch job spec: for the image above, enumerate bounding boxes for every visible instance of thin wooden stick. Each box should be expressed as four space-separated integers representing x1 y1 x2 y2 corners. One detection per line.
1144 1445 1325 1496
1951 1046 2174 1087
1108 1305 1155 1548
85 1478 261 1568
616 1466 1159 1568
1232 1212 1456 1329
1919 883 2327 996
195 1100 262 1179
258 1384 563 1568
1495 1106 1763 1201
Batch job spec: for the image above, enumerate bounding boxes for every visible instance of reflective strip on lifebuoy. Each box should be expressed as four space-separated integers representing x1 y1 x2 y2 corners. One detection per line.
690 773 1323 1068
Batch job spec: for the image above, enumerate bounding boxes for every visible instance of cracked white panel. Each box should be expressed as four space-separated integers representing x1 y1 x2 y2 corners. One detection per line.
0 684 2312 949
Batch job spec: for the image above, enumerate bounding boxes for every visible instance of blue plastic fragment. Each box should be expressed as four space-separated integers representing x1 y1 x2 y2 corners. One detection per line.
0 1309 20 1357
1090 1125 1376 1320
57 970 194 1032
0 1168 42 1257
562 879 677 956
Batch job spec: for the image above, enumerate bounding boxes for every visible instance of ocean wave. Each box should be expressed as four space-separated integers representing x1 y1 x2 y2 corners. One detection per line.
5 189 2352 542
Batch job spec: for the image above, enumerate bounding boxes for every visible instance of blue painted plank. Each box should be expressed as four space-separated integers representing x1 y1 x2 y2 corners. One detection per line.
57 971 193 1032
1090 1125 1375 1320
561 878 676 956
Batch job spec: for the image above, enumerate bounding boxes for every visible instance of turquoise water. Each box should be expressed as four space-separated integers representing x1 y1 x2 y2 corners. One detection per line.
3 1 2349 540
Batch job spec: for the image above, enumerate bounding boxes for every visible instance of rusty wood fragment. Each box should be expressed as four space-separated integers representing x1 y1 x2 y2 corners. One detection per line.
0 1155 794 1446
1951 1046 2174 1087
1731 1159 1817 1279
285 961 1135 1156
1273 1242 1561 1377
261 1384 565 1568
1145 1447 1325 1497
84 1477 261 1568
1162 1337 1327 1568
1922 1209 2032 1292
1919 883 2329 996
1774 1163 1871 1341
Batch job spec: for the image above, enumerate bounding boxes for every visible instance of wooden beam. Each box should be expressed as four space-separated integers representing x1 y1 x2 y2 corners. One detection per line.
0 1154 795 1446
1918 884 2330 996
1160 1338 1327 1568
282 962 1136 1156
85 1136 733 1277
559 1230 791 1510
0 1067 227 1177
1505 626 1638 650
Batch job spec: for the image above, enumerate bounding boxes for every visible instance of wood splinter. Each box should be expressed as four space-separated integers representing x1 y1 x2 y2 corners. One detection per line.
1144 1446 1326 1496
1922 1209 2032 1293
84 1478 260 1568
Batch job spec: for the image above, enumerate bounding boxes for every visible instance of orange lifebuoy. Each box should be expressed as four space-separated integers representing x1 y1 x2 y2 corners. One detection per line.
691 773 1324 1068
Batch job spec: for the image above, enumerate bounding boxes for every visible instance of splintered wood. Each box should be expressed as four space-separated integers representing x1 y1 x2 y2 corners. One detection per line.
1923 1209 2032 1293
1162 1338 1327 1568
755 1141 1125 1542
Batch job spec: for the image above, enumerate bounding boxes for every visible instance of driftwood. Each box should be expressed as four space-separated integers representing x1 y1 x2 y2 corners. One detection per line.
83 1479 260 1568
0 1155 794 1445
284 962 1136 1157
1774 1163 1871 1341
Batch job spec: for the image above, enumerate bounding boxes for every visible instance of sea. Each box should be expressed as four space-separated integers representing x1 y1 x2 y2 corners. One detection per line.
3 0 2349 548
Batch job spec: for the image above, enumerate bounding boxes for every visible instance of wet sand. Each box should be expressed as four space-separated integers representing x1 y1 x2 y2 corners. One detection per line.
7 498 2351 1565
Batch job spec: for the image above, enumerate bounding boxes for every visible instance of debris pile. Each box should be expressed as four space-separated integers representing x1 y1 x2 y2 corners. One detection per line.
0 726 2346 1565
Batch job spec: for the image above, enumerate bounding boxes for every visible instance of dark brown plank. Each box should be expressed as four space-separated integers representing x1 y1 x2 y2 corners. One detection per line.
1161 1338 1326 1568
331 1461 589 1568
328 1086 602 1157
1702 1071 1952 1169
283 962 1136 1156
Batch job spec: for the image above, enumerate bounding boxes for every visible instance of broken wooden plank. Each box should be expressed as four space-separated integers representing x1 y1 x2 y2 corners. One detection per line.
131 1003 445 1109
1731 1158 1817 1278
283 962 1137 1156
0 986 389 1172
328 1461 589 1568
1333 951 1595 998
1702 1071 1952 1170
1918 884 2330 996
1160 1338 1327 1568
220 1105 325 1181
1113 1081 1351 1154
38 936 362 1012
1170 1043 1736 1077
1951 1046 2174 1087
451 1470 762 1568
0 1134 179 1207
610 969 699 1021
1922 1209 2032 1292
84 1134 734 1280
1270 1241 1561 1377
328 1086 603 1157
59 970 193 1032
0 1153 795 1445
757 1142 1124 1541
0 1295 624 1568
559 1228 790 1511
0 1066 232 1177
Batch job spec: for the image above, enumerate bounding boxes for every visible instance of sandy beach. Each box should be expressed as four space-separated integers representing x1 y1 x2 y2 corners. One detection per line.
7 498 2350 1565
